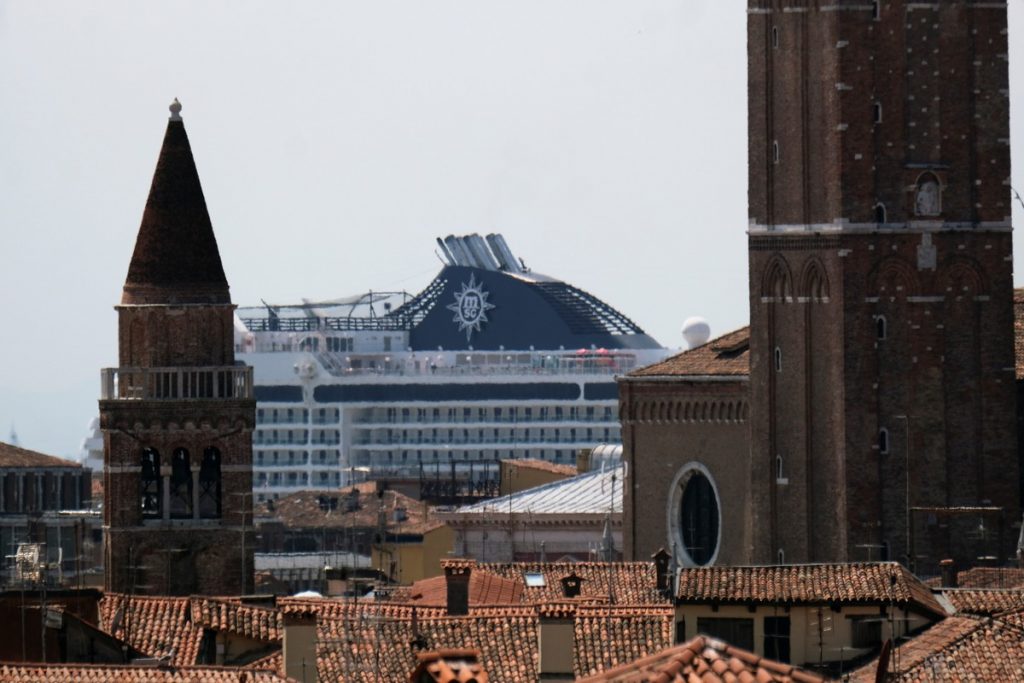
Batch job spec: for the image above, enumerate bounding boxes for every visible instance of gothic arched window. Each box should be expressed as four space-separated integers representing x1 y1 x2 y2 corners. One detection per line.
170 448 193 519
140 448 161 519
199 447 222 518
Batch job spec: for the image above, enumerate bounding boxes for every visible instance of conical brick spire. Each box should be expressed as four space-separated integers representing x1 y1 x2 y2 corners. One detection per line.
122 99 229 305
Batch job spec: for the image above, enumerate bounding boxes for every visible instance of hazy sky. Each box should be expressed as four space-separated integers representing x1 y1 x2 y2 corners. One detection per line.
1 1 1023 458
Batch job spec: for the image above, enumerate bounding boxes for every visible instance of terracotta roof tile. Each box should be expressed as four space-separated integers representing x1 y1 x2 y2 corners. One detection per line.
190 597 282 641
941 588 1024 616
400 570 525 607
99 595 282 665
99 594 203 666
629 327 749 378
573 606 674 678
0 442 81 469
0 663 290 682
574 635 829 682
923 566 1024 589
262 486 440 535
409 649 489 683
675 563 945 617
256 598 674 682
848 614 1024 682
477 562 667 605
502 459 578 476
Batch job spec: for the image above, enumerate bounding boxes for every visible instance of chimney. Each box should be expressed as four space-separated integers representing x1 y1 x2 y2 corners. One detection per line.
939 559 957 588
538 605 576 681
651 548 671 593
283 611 318 683
576 448 592 474
324 566 348 597
442 559 474 616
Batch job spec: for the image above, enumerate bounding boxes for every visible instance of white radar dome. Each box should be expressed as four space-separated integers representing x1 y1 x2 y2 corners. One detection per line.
681 317 711 349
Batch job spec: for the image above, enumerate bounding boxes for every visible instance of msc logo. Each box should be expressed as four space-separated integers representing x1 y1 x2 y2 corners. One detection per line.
447 274 495 341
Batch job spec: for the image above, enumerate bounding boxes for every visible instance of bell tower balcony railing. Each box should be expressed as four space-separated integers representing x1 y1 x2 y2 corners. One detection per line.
101 366 254 400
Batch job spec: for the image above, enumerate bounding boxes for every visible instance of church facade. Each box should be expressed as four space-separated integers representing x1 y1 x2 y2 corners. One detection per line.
623 0 1018 575
100 101 256 595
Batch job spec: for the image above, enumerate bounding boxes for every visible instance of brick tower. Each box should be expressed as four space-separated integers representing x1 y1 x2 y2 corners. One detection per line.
747 1 1016 573
100 100 255 595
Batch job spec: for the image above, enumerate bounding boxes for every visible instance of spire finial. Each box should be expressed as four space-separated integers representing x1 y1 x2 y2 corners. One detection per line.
169 98 182 122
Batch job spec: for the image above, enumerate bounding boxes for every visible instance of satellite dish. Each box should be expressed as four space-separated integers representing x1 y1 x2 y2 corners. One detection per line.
681 317 711 349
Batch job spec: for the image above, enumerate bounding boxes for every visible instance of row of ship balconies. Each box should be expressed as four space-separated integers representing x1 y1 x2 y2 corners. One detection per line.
350 431 618 447
252 405 618 428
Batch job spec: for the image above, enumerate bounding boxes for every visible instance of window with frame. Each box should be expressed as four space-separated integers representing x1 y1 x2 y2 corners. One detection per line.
696 618 754 651
763 616 791 663
851 616 883 649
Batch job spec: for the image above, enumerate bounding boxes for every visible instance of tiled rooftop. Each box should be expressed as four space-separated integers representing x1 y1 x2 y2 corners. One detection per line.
410 649 489 683
941 588 1024 616
449 464 623 517
261 485 442 535
478 561 667 605
398 570 525 607
311 602 671 683
924 565 1024 589
849 614 1024 682
502 458 578 476
675 563 945 616
99 595 282 665
575 635 829 682
627 327 750 378
0 663 288 682
0 441 81 469
99 594 203 666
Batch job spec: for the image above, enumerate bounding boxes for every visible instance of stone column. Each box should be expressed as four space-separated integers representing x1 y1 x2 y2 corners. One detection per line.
161 465 172 521
191 465 201 520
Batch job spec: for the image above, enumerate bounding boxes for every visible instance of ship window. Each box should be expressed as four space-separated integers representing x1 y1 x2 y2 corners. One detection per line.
198 447 222 518
169 448 193 519
140 448 161 519
878 428 890 455
873 101 883 124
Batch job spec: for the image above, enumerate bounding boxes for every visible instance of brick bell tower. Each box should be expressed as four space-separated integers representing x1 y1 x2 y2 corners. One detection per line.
100 100 255 595
747 1 1017 573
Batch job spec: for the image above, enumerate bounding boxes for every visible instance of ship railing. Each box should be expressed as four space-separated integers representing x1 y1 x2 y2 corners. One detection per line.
351 415 617 427
101 366 253 401
319 364 634 378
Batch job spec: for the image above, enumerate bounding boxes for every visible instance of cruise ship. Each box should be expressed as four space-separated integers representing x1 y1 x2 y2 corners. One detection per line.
233 234 671 502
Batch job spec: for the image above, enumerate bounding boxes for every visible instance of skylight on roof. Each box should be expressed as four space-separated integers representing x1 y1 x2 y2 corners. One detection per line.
523 572 546 587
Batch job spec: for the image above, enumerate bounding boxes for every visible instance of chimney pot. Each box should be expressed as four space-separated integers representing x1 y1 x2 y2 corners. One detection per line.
939 558 957 588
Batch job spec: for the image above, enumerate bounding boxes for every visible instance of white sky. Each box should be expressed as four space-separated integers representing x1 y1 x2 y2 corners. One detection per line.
1 1 1022 458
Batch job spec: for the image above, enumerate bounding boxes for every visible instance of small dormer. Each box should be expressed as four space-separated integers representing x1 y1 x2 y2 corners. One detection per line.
559 572 584 599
